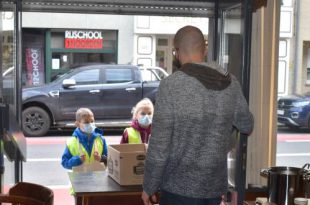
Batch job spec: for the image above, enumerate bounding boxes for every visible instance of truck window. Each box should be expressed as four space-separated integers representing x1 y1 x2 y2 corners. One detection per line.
105 68 133 83
69 69 100 85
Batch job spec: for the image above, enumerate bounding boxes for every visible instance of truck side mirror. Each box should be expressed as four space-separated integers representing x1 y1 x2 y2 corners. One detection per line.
62 79 76 88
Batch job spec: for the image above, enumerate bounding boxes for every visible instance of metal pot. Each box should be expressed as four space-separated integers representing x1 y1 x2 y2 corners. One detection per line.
260 164 310 205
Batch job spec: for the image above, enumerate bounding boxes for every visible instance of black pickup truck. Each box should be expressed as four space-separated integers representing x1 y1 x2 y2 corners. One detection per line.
22 64 167 137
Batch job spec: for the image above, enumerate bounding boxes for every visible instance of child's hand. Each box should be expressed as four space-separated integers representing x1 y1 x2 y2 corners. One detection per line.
80 154 86 162
93 151 101 162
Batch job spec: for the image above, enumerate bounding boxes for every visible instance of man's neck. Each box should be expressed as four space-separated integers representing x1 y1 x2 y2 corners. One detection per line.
180 55 204 65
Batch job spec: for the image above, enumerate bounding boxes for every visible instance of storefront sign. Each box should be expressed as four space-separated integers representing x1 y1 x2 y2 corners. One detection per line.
26 48 45 86
65 30 103 49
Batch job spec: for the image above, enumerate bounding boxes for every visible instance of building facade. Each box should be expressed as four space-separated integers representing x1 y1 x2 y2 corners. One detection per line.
21 13 134 85
278 0 310 96
133 16 208 74
19 13 209 86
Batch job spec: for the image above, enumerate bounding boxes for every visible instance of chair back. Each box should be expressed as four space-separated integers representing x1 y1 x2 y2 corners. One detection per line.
0 194 44 205
8 182 54 205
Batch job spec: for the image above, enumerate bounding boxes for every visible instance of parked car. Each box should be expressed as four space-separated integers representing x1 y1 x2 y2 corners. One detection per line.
22 64 164 137
277 93 310 129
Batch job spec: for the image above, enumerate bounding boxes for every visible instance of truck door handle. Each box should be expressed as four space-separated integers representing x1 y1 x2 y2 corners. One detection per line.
125 88 136 92
89 90 100 94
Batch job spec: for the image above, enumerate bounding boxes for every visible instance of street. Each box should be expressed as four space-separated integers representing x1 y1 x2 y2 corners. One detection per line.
276 126 310 168
4 127 310 205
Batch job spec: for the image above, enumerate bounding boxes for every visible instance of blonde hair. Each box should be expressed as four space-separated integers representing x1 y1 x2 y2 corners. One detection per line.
76 108 94 122
132 98 154 119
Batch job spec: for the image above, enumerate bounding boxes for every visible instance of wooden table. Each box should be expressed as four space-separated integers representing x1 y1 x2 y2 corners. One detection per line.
68 171 144 205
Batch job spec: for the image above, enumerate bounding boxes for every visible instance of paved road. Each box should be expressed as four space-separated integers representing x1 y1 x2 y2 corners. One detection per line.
23 132 122 186
276 126 310 168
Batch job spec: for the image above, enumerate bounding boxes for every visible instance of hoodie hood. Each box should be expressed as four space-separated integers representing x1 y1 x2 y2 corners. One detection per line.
180 62 231 90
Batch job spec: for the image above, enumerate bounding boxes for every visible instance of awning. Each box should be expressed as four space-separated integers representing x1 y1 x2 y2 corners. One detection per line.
2 0 243 17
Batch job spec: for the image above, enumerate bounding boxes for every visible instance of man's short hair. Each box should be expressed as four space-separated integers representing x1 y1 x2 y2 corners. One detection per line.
174 25 205 55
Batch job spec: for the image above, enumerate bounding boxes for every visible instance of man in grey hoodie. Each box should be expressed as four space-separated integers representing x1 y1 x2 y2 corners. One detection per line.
141 26 254 205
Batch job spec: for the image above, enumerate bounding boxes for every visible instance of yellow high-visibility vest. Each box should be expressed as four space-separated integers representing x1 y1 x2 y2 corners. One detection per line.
126 127 142 144
67 135 104 164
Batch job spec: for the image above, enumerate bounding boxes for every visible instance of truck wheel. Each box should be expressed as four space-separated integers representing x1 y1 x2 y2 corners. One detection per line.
22 107 51 137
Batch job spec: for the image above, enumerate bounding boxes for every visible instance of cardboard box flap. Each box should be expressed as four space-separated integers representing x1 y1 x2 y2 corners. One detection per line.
109 144 147 153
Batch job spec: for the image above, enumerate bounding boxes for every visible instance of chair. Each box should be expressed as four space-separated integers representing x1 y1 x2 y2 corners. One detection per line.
0 182 54 205
0 194 44 205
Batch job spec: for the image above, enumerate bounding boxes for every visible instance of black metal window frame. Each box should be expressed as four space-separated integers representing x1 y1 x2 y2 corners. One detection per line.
1 1 253 204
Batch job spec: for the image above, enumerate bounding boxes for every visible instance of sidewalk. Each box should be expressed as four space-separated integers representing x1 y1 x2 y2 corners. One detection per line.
53 186 74 205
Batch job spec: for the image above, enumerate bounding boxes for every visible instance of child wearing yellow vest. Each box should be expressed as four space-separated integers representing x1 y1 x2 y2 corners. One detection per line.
61 108 107 169
120 98 154 144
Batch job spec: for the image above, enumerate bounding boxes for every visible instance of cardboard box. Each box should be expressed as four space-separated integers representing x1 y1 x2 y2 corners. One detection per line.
107 144 147 185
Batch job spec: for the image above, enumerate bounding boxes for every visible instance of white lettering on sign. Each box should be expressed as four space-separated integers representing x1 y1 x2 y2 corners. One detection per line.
65 30 103 39
31 49 40 85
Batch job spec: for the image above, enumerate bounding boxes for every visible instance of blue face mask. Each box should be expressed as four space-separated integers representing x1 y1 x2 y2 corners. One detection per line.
138 115 152 127
81 123 96 134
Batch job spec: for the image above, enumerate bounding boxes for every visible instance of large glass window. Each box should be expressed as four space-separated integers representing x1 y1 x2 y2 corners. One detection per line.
1 1 255 204
275 1 310 185
1 4 18 192
219 6 242 81
219 5 243 190
1 14 15 104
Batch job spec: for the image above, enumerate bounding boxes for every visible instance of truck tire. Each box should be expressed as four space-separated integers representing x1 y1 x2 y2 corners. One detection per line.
22 107 51 137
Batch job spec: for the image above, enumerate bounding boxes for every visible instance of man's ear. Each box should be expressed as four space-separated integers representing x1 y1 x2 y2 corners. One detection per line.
204 46 208 58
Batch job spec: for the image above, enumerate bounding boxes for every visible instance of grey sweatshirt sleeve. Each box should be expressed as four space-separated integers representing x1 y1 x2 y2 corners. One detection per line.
232 80 254 135
142 79 173 195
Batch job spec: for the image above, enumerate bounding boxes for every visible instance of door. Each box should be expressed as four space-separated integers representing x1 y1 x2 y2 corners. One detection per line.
156 36 173 74
58 67 104 120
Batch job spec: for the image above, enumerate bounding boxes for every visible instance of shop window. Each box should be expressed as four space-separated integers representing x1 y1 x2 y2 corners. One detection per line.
22 29 45 86
157 38 168 46
278 60 287 94
137 36 153 55
307 68 310 83
279 40 287 58
307 48 310 84
8 36 13 43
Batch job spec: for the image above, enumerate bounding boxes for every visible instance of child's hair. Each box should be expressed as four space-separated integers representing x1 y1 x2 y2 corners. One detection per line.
132 98 154 119
76 108 94 122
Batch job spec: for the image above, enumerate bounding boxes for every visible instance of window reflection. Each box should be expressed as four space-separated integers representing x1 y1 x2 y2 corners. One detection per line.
219 7 242 82
1 8 17 191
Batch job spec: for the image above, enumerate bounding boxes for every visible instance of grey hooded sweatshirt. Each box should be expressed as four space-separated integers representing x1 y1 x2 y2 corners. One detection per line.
143 62 254 199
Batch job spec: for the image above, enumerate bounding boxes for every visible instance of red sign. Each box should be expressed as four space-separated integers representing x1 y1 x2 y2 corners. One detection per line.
64 30 103 49
65 39 103 49
25 48 45 86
